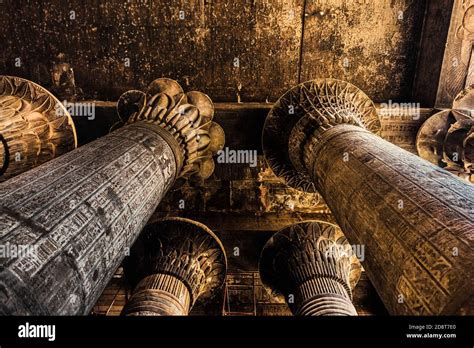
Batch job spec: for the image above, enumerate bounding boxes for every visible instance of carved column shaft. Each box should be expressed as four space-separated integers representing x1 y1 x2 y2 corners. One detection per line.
259 221 361 316
0 79 223 315
0 122 179 315
305 124 474 315
263 79 474 315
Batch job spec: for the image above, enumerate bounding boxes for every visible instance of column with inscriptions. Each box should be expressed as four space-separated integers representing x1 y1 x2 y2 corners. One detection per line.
122 218 227 316
259 221 361 316
0 79 224 315
262 79 474 315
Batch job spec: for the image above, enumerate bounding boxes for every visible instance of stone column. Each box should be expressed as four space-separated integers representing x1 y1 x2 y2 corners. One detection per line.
416 85 474 182
0 79 224 315
263 78 474 315
259 221 361 316
0 76 77 182
122 218 227 316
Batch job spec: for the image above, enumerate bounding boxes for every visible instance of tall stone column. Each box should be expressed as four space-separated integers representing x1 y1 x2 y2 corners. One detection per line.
0 76 77 182
263 78 474 315
0 79 224 315
122 218 227 316
259 221 361 316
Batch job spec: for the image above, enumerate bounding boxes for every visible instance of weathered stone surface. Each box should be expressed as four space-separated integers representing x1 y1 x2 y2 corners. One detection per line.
416 110 473 182
0 0 425 103
115 78 225 182
436 0 474 108
0 79 223 315
123 274 192 316
0 76 77 182
300 0 426 102
309 125 474 315
263 79 381 193
263 79 474 315
259 221 361 316
0 122 178 315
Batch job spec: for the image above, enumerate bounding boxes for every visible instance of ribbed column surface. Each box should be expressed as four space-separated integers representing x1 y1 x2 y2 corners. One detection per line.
122 274 191 316
296 278 357 316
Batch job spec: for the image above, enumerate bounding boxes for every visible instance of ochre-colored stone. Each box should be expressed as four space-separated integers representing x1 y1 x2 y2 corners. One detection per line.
122 218 227 316
0 79 223 315
263 78 474 315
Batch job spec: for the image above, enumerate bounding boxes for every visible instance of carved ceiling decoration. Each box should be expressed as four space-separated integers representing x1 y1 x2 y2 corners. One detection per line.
453 84 474 117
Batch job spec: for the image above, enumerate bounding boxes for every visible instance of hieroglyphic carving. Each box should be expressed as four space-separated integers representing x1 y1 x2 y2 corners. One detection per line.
122 218 226 316
262 78 380 193
436 0 474 107
259 221 361 316
453 84 474 116
263 78 474 315
0 76 77 182
0 79 225 315
379 108 433 154
308 124 474 315
0 124 177 315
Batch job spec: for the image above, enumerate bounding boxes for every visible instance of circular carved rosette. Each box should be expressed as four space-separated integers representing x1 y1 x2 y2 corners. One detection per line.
116 78 225 183
262 78 380 193
124 217 227 308
259 221 362 315
0 76 77 181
